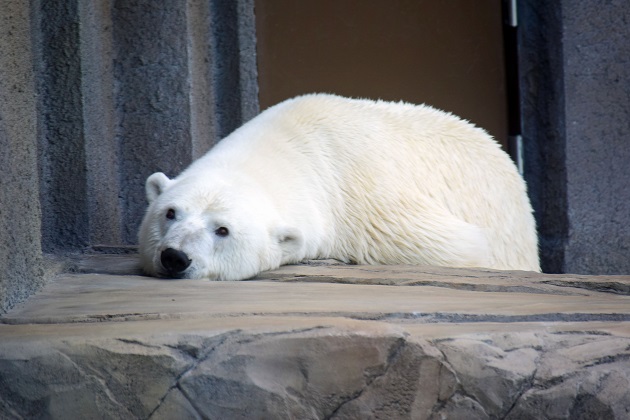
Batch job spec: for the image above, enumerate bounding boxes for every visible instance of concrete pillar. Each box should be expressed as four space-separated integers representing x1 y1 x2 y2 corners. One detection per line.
113 0 196 243
0 1 46 313
0 0 259 312
35 0 90 252
34 0 259 247
79 0 123 247
561 0 630 274
520 0 630 274
519 1 568 273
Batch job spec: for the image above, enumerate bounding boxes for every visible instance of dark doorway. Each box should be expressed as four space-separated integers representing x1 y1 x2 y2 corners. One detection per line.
255 0 509 149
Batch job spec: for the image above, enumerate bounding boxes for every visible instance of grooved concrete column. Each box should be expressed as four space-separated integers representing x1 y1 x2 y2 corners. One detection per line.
0 0 259 310
113 0 195 243
33 0 259 247
79 0 122 247
209 0 259 140
520 0 630 274
561 0 630 274
112 0 259 243
0 2 45 313
36 0 90 252
519 1 567 273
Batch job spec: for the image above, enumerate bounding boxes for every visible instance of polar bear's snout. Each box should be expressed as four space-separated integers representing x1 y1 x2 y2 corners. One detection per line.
161 248 192 277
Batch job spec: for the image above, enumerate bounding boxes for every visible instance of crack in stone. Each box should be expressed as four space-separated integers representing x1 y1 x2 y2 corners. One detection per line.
399 281 574 295
431 340 492 417
270 275 577 295
516 341 630 398
116 338 162 349
8 310 630 326
146 331 240 419
54 348 131 416
384 312 630 323
429 357 463 415
322 336 407 419
541 280 630 296
433 337 547 419
83 313 165 322
551 330 613 336
171 383 206 420
501 365 540 419
583 352 630 368
146 311 630 324
148 327 338 418
0 396 25 420
232 325 331 345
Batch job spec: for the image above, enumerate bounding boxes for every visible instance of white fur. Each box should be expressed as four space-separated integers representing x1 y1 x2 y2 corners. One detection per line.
139 94 540 280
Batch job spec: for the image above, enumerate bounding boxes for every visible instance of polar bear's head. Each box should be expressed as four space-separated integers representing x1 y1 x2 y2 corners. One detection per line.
138 172 303 281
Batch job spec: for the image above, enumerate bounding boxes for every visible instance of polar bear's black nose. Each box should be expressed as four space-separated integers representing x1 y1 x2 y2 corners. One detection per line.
161 248 192 276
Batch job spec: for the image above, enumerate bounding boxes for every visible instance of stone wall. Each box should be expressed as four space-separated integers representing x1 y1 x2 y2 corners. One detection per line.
561 0 630 274
0 1 47 313
35 0 259 250
0 0 258 313
520 0 630 274
2 262 630 418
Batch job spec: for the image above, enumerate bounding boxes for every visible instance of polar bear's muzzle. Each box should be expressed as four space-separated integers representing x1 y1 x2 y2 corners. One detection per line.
160 248 192 278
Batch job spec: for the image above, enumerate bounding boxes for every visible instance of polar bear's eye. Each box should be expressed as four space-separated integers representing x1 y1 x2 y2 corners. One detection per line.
166 208 176 220
215 226 229 237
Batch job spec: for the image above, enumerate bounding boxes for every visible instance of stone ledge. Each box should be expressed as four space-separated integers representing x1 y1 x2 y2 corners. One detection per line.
1 257 629 419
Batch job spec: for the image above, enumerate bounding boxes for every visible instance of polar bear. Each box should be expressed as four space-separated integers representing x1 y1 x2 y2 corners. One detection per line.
139 94 540 280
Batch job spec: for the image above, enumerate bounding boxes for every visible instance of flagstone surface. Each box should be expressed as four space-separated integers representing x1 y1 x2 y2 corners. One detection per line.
1 256 629 419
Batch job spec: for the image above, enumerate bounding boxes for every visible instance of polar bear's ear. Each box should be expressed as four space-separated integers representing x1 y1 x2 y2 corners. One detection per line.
274 226 304 262
146 172 172 203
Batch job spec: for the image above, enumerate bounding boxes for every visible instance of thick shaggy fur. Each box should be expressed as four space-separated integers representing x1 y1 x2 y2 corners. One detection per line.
139 94 540 280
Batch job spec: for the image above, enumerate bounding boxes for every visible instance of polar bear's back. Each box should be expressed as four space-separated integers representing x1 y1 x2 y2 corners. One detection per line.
202 94 540 271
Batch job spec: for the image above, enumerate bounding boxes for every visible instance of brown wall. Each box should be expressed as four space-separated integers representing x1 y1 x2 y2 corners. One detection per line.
255 0 508 148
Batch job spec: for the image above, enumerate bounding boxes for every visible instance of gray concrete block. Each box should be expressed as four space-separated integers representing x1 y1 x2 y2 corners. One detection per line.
79 0 123 246
113 1 194 243
561 0 630 274
31 0 259 248
1 262 630 417
520 0 630 274
36 0 90 251
0 0 46 313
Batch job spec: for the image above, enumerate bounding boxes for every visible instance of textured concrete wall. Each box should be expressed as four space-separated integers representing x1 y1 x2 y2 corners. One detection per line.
113 0 196 243
36 0 90 252
79 1 122 247
519 1 568 273
33 0 259 247
112 0 259 243
0 0 259 312
0 2 46 313
520 0 630 274
209 0 260 140
561 0 630 274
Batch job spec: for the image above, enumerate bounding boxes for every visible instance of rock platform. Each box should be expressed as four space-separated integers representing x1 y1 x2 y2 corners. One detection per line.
1 256 630 419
